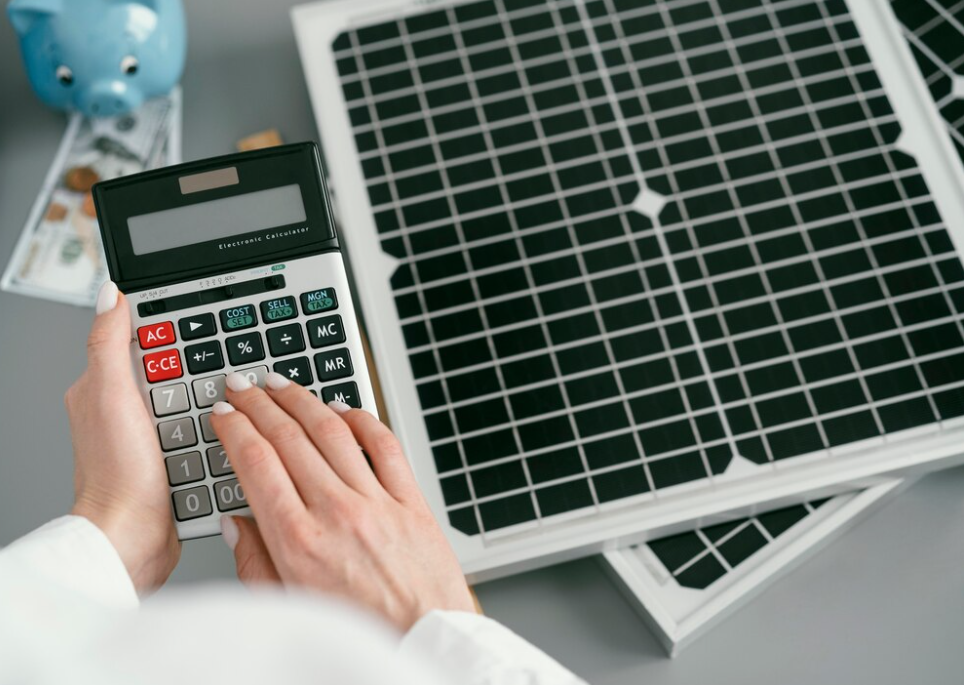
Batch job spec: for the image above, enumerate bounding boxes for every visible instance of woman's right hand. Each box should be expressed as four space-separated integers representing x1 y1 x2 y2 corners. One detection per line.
210 371 476 631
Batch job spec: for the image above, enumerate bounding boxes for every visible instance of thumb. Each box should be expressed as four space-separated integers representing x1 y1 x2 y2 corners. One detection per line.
222 515 281 584
87 281 133 373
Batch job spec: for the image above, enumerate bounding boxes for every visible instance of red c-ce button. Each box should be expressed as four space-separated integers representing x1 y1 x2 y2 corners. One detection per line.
138 321 176 349
143 349 183 383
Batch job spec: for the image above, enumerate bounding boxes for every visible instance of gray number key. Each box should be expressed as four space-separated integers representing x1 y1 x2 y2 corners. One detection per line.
214 478 248 512
236 365 268 388
165 451 204 486
192 374 226 408
206 445 233 477
151 383 190 417
199 412 217 442
158 417 197 452
172 485 213 521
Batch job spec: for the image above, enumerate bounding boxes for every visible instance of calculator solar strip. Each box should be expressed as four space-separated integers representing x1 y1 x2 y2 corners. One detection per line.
332 0 964 537
647 498 828 589
892 0 964 164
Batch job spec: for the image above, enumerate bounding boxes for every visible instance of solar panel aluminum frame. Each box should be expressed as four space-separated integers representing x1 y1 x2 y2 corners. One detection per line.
601 477 907 657
292 0 964 582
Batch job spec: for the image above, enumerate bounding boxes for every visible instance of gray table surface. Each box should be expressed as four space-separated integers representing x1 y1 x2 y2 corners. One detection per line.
1 3 962 684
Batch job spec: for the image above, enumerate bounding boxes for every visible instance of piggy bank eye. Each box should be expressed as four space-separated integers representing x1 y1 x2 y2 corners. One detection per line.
56 65 73 86
120 56 139 75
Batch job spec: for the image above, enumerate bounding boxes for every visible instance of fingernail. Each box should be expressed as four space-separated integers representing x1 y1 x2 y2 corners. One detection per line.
265 372 290 390
220 515 239 551
225 372 252 392
212 401 235 415
95 281 118 315
328 400 351 414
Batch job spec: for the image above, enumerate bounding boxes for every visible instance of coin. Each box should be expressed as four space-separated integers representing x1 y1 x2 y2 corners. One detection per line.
45 202 68 222
81 191 97 218
65 166 99 192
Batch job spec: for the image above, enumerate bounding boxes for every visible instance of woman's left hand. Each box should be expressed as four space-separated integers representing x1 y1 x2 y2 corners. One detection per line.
66 281 180 593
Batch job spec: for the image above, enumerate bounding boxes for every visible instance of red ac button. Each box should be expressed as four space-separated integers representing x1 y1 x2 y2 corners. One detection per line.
138 321 176 350
144 349 183 383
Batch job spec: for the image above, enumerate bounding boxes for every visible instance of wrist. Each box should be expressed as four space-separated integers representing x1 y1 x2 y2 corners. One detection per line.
72 495 180 593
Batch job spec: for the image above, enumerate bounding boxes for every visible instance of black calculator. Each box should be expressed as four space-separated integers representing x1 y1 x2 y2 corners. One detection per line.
93 143 378 540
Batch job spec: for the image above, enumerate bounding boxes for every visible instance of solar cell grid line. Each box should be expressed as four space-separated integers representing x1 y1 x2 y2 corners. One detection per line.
372 110 903 222
487 0 668 499
566 0 745 483
343 26 499 534
341 3 858 114
811 0 964 420
392 198 942 324
346 31 876 168
425 0 611 531
396 10 572 530
351 57 884 171
596 1 956 460
325 0 964 536
657 0 836 455
384 178 920 301
893 0 964 162
648 500 822 589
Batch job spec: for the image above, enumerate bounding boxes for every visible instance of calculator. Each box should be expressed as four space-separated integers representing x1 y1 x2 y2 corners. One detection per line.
93 143 378 540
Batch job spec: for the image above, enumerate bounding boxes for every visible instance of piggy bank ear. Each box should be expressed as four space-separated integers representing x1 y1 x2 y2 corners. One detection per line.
7 0 63 34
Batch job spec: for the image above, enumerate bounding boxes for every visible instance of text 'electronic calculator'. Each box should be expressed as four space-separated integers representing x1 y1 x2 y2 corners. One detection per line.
93 143 378 540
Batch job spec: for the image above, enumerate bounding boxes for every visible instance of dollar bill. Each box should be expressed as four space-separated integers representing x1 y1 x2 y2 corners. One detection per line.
1 87 182 307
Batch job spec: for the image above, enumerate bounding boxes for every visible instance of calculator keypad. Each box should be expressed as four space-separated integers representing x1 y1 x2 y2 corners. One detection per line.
207 446 233 477
273 356 313 386
144 349 183 383
214 478 248 512
220 304 258 331
173 486 213 521
199 413 218 443
184 340 224 375
314 347 353 382
141 277 367 535
192 374 227 408
179 313 217 340
307 315 346 348
151 383 190 417
166 451 204 486
267 323 305 356
322 381 361 408
158 417 198 451
226 333 265 365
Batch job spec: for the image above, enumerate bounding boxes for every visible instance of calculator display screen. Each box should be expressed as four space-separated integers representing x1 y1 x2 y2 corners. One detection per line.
127 184 307 256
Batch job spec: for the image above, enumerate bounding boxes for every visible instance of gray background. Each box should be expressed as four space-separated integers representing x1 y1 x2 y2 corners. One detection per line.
0 2 962 683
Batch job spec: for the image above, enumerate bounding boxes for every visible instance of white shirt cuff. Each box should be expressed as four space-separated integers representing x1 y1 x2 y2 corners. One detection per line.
0 515 139 610
400 610 585 685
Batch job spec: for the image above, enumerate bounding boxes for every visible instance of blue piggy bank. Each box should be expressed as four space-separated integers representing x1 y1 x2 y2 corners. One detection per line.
8 0 186 117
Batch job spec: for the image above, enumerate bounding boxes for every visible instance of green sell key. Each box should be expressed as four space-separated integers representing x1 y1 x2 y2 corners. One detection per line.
301 288 338 315
260 296 298 323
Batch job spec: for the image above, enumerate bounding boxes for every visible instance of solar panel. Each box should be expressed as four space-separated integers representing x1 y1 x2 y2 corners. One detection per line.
602 478 906 656
292 0 964 579
892 0 964 163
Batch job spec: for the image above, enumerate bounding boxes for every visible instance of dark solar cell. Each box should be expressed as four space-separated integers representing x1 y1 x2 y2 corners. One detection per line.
335 0 964 535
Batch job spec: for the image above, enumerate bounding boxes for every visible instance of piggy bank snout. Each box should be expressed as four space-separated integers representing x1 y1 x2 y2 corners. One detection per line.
76 81 143 116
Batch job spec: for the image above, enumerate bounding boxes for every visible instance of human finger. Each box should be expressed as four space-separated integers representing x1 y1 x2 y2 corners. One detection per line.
224 372 343 505
332 405 422 504
222 515 281 585
209 402 306 538
264 373 381 497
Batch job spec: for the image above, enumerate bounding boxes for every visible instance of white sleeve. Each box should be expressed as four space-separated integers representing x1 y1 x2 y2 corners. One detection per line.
400 610 587 685
0 515 139 610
